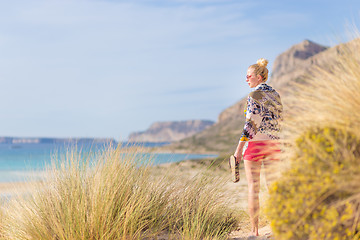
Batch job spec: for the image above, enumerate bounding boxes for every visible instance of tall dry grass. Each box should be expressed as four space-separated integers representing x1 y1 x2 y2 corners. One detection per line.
0 145 238 240
266 36 360 239
283 38 360 139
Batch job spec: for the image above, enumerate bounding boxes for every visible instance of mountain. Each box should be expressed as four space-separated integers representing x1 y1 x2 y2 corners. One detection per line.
161 39 359 153
128 120 215 143
270 39 328 89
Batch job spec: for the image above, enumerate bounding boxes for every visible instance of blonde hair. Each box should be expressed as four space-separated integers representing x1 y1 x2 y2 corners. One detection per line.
249 58 269 82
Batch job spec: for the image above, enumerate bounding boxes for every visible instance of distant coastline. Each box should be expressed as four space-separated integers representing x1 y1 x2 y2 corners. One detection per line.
0 137 118 145
0 137 172 149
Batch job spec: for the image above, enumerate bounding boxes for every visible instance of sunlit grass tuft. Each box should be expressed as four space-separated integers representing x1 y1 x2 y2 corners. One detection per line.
0 145 238 240
266 36 360 239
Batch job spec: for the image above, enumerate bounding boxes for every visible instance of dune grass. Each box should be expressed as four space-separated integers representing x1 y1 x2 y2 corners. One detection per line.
0 145 238 240
266 37 360 239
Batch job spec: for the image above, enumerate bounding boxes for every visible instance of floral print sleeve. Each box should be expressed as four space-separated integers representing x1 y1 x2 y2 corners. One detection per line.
239 95 262 141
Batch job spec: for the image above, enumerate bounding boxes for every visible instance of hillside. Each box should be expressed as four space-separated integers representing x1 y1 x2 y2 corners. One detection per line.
160 39 359 154
128 120 215 142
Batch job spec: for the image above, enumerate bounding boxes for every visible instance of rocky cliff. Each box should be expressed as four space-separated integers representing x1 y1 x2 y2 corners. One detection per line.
128 120 215 142
163 38 359 153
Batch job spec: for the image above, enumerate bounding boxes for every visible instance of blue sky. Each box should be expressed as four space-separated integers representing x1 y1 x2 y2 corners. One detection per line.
0 0 359 140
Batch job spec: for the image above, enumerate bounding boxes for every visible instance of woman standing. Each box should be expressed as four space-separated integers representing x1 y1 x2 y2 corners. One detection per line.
233 58 282 237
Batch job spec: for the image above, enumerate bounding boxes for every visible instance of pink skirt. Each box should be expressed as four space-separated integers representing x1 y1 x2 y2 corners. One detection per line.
243 140 281 162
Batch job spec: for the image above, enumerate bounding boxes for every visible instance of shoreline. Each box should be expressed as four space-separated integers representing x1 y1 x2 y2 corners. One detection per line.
0 181 38 198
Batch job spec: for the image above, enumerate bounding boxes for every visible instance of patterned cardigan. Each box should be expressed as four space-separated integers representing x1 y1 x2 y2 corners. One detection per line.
239 83 283 142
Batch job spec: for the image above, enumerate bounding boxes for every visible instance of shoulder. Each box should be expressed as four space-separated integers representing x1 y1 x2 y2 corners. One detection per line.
249 90 265 101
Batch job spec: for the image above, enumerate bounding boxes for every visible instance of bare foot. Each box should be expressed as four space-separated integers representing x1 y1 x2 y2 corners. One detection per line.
248 231 259 237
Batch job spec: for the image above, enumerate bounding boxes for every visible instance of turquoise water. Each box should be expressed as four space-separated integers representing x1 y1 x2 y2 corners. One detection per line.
0 143 217 182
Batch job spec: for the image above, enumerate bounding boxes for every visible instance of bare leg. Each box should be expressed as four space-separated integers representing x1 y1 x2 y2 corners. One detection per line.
263 141 281 190
263 158 280 191
244 160 262 236
262 158 280 238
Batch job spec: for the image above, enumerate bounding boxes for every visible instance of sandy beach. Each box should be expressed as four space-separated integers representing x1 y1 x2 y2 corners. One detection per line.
0 181 37 198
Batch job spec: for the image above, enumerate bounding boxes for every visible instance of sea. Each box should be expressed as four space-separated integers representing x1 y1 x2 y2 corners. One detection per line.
0 142 217 183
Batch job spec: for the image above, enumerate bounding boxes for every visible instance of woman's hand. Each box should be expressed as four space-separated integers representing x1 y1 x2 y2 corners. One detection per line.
234 152 242 163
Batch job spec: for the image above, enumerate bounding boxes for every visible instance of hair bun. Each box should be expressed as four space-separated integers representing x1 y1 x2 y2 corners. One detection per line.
257 58 269 68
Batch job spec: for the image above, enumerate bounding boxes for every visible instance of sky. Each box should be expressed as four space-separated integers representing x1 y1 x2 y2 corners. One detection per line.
0 0 359 141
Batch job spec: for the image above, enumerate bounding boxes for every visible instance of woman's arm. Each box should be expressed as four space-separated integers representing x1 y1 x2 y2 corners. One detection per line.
234 141 246 162
234 94 262 162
